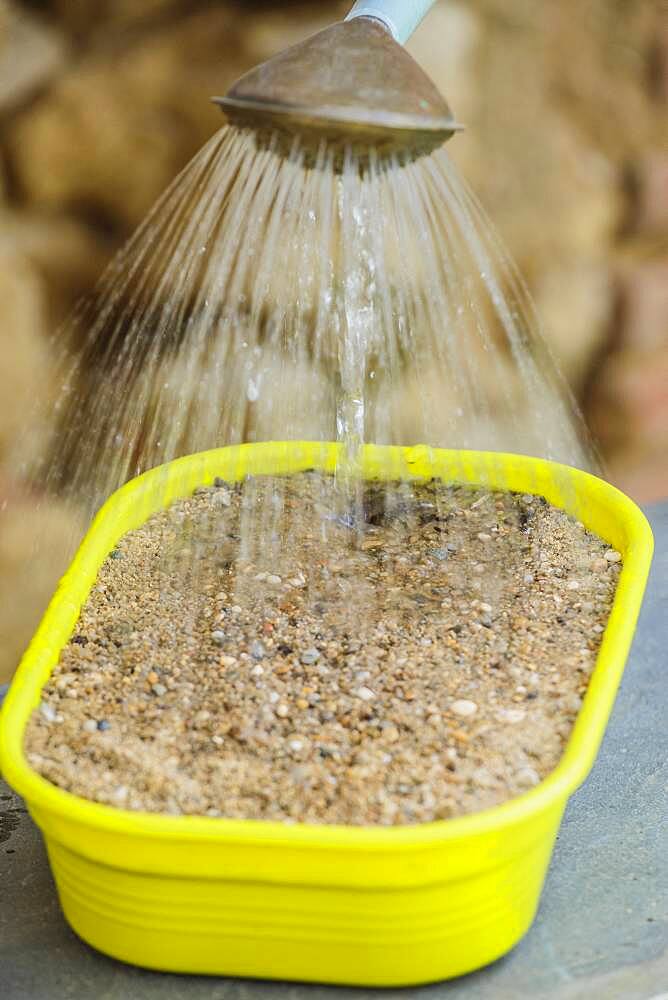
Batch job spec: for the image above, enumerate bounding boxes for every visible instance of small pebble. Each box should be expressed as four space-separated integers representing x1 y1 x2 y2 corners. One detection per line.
498 708 526 724
472 767 497 788
604 550 622 563
250 640 266 660
83 719 98 734
267 575 282 586
300 648 320 665
355 686 376 702
151 683 168 697
211 630 226 645
516 766 540 788
450 700 478 718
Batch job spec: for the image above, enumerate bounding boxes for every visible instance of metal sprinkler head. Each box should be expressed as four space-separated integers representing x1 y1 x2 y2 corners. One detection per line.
213 16 462 161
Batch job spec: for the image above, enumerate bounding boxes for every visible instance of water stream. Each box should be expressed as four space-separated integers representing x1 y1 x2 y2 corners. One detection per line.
21 123 595 587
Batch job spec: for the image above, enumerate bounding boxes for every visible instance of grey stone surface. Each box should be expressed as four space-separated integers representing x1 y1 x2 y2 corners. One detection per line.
1 505 666 999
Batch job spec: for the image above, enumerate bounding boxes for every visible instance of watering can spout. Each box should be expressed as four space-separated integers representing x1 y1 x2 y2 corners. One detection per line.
213 3 461 160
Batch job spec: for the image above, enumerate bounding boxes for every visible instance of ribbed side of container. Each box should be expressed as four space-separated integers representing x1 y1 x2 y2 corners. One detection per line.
48 818 560 986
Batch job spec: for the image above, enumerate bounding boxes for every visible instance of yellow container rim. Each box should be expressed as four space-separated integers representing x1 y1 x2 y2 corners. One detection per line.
0 443 654 851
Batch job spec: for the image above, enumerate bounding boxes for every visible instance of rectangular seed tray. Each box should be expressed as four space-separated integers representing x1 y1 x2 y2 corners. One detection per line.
0 443 654 987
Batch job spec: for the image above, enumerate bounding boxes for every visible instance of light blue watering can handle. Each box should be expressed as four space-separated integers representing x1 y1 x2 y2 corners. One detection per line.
345 0 437 45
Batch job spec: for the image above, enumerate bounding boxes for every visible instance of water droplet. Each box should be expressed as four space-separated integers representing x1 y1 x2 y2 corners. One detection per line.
247 378 260 403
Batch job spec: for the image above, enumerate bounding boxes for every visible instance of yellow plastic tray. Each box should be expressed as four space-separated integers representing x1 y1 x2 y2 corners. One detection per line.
0 443 654 987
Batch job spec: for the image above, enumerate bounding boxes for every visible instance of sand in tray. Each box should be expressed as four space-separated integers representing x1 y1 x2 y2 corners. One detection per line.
25 473 621 826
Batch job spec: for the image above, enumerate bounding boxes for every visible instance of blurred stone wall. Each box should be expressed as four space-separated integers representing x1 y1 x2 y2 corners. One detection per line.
0 0 666 679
